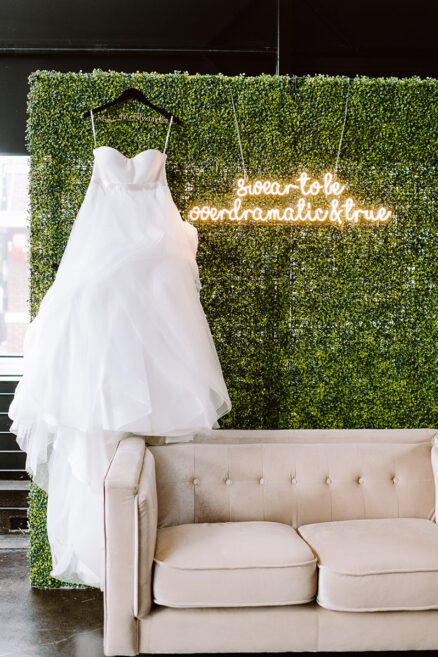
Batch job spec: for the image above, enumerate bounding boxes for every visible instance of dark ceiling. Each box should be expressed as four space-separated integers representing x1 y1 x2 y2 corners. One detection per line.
1 0 436 153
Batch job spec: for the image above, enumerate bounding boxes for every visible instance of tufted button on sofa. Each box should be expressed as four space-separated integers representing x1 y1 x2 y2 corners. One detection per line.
103 428 438 656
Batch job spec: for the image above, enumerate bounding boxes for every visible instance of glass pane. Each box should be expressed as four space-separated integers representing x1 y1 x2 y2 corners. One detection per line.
0 155 30 360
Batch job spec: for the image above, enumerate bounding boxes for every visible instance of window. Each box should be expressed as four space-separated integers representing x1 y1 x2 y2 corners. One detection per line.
0 155 30 375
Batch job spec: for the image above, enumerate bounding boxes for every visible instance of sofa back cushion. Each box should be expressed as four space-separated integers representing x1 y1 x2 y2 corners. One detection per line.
149 429 436 529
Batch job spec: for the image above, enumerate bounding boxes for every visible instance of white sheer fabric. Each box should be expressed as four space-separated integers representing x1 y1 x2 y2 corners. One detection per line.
9 141 231 589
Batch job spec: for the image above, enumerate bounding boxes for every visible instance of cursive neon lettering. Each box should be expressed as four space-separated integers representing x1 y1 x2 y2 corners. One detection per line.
189 172 392 226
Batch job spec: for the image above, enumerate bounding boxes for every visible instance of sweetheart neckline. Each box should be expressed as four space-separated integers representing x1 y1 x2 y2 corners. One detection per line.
93 146 167 160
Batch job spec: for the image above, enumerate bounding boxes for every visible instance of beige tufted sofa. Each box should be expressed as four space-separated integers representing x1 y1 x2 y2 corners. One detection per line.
103 428 438 656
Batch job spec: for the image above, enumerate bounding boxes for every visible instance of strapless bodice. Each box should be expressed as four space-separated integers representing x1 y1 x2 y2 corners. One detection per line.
90 146 168 187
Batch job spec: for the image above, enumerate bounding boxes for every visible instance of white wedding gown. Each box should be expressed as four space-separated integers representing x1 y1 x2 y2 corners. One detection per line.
8 114 231 589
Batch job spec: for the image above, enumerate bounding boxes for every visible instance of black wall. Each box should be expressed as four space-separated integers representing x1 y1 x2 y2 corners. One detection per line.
1 0 436 154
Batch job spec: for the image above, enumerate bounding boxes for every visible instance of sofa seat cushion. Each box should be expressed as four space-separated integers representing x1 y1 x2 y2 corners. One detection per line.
153 521 317 608
299 518 438 612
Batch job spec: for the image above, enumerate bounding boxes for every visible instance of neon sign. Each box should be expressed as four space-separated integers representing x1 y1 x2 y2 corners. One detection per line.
188 172 392 226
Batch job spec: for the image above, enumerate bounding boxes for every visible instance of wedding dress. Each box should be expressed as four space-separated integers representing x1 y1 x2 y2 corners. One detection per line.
8 112 231 589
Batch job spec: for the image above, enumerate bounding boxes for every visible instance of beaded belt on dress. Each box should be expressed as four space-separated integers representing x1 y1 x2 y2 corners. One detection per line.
91 177 167 190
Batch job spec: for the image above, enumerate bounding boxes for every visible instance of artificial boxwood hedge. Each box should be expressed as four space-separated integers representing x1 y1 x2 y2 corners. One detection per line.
26 70 437 587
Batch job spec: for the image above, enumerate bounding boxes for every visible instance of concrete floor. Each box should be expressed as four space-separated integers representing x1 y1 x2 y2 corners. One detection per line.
0 547 104 657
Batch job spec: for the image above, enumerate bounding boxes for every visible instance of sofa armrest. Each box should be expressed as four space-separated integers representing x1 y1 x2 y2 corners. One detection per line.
103 437 157 657
432 434 438 523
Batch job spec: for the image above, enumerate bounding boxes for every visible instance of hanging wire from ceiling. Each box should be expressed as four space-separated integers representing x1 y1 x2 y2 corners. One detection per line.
335 78 351 173
229 87 248 181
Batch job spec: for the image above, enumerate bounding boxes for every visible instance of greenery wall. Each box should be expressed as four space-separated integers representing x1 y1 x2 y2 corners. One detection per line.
26 70 437 587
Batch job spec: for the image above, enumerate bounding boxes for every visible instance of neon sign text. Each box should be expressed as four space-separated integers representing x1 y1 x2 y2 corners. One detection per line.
188 173 392 226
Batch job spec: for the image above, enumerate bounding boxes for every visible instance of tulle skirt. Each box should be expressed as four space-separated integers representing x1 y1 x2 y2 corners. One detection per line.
9 180 231 588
